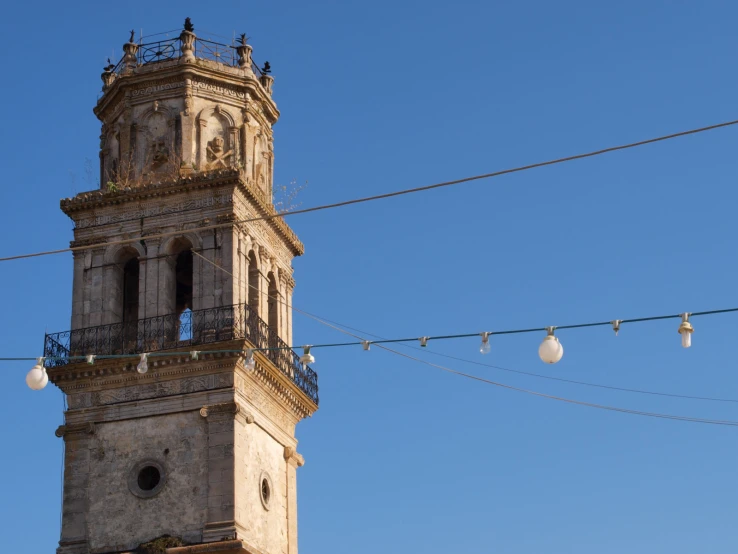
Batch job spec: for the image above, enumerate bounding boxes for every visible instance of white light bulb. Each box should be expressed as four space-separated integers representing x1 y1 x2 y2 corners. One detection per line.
538 331 563 364
678 313 693 349
244 350 256 371
137 353 149 374
26 358 48 391
299 346 315 366
480 332 491 355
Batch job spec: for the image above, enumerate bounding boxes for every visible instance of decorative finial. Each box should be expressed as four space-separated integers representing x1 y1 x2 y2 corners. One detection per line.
262 61 271 75
184 17 194 32
129 29 135 43
239 33 248 45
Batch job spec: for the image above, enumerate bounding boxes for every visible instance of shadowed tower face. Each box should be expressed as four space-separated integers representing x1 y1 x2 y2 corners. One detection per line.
47 18 318 554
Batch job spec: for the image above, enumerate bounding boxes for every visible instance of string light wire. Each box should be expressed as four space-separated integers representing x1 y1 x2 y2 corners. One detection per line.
187 251 738 423
2 118 738 263
5 251 736 404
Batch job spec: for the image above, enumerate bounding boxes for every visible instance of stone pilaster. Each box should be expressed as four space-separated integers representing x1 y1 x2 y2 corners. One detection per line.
200 402 238 543
56 423 96 554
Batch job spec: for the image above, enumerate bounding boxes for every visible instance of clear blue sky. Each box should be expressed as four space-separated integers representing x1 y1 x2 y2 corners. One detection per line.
2 1 738 552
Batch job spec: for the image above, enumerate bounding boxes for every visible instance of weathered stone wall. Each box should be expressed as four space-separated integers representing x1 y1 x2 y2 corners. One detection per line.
234 415 289 554
86 412 208 552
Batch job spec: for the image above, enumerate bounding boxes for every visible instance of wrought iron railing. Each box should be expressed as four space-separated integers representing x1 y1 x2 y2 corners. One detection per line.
114 36 264 76
44 303 318 405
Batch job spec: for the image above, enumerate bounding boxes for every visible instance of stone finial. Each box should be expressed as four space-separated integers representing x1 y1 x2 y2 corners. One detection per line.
259 63 274 95
121 32 139 75
180 18 196 63
101 59 116 91
236 34 253 70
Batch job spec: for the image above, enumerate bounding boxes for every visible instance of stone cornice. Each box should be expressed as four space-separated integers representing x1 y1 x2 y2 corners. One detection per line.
60 171 304 256
94 61 279 124
49 339 316 421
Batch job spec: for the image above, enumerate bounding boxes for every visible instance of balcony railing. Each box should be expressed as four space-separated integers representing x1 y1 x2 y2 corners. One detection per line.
44 303 318 405
111 35 264 76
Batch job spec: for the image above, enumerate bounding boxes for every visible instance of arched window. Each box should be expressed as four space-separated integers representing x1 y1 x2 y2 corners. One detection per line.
113 248 140 351
267 272 280 341
122 257 140 325
175 249 193 316
248 250 260 317
166 238 194 345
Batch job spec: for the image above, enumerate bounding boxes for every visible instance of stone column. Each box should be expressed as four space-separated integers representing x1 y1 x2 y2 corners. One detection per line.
200 232 217 310
102 263 122 325
278 270 288 342
180 79 196 172
143 239 161 318
158 254 176 316
284 447 304 554
258 247 271 324
285 280 295 347
87 249 106 327
71 251 85 331
197 119 208 171
220 228 237 308
56 423 96 554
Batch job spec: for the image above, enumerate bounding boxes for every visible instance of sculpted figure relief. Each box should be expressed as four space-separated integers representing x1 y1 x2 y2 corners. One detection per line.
150 139 169 167
206 136 233 169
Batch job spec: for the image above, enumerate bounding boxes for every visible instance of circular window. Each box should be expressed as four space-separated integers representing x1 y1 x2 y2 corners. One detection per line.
259 472 273 510
128 460 167 498
138 466 161 491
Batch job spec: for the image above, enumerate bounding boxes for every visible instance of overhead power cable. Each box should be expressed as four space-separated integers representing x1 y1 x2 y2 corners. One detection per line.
2 118 737 263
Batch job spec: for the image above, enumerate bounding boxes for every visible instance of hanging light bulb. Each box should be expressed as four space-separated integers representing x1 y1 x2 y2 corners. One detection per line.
538 327 564 364
137 353 149 374
480 332 491 354
190 351 200 360
244 349 256 371
85 354 96 365
678 313 693 348
26 357 48 391
300 346 315 367
361 340 371 351
419 337 429 347
611 320 622 336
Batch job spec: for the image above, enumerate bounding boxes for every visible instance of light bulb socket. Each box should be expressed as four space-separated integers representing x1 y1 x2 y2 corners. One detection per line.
419 337 429 347
299 346 315 365
678 313 693 335
190 350 200 360
361 340 371 351
611 320 621 336
86 354 96 365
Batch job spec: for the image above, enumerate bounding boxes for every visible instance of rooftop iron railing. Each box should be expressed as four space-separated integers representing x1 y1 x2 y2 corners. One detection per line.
44 303 318 405
112 35 264 76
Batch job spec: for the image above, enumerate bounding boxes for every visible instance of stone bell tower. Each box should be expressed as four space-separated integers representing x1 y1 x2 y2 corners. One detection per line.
44 19 318 554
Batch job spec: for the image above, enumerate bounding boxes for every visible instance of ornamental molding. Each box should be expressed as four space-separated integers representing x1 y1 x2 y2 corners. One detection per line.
95 63 279 124
199 401 239 418
130 79 186 99
73 193 233 229
283 446 305 467
50 350 242 396
55 422 96 439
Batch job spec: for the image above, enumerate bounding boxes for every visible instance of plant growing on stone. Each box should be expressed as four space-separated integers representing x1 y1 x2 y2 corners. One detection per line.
273 178 307 214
